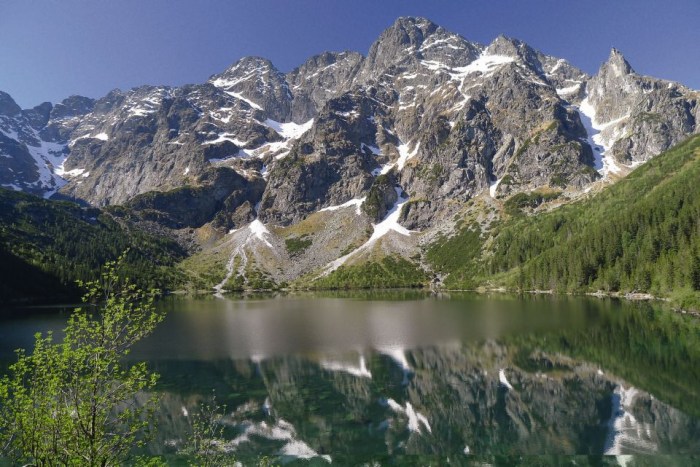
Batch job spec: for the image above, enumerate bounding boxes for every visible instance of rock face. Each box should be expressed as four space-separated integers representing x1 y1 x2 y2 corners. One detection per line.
582 49 699 164
1 16 699 269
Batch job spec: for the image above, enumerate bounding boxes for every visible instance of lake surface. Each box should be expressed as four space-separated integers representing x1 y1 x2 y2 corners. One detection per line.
2 292 700 464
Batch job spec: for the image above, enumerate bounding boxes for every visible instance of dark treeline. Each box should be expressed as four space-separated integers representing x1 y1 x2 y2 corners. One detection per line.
0 189 185 304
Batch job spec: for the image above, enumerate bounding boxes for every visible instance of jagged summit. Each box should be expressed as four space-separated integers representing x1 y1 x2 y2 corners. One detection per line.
0 91 22 117
0 16 698 244
390 16 439 33
600 48 635 77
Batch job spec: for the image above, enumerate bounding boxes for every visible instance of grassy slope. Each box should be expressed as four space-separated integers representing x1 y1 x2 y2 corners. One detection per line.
429 135 700 307
0 188 185 304
310 255 428 290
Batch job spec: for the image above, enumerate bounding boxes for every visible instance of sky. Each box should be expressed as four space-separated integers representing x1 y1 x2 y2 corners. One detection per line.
1 0 699 108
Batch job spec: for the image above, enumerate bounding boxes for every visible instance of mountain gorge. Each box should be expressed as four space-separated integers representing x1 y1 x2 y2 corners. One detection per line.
1 17 699 295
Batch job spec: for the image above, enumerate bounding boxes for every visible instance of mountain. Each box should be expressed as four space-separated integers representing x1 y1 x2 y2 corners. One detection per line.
1 16 699 293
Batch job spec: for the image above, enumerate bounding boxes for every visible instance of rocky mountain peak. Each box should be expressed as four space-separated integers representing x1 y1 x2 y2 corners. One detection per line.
485 35 545 75
22 102 53 130
2 15 698 270
213 56 277 81
210 56 291 121
49 95 96 120
0 91 22 117
364 17 443 68
286 51 364 121
360 16 480 80
389 16 439 38
600 48 635 78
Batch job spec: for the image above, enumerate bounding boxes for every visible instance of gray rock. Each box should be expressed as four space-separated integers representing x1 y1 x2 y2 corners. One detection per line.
0 91 22 117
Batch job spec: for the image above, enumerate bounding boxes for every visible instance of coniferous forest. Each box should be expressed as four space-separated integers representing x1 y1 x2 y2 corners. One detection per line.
429 135 700 308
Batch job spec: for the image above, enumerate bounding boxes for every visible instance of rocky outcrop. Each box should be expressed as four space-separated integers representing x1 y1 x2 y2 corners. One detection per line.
583 49 698 163
287 51 364 122
125 167 264 229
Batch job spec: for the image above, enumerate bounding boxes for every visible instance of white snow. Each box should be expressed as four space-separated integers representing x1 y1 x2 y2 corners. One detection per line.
201 133 248 147
547 59 566 75
577 96 629 177
56 168 90 178
93 132 109 141
0 125 19 141
376 345 412 385
264 118 314 139
384 399 431 434
368 188 411 241
489 178 502 198
128 107 156 117
209 107 234 123
420 36 463 52
422 53 514 79
385 141 419 172
263 397 272 416
499 369 514 390
207 119 311 164
323 189 411 273
213 216 273 295
376 345 411 375
555 84 581 97
249 219 272 247
320 355 372 378
224 91 263 111
229 419 331 463
183 166 190 176
319 197 365 215
23 133 69 197
604 385 657 455
361 143 381 155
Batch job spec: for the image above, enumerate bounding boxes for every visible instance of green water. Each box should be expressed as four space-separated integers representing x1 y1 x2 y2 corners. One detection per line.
2 292 700 465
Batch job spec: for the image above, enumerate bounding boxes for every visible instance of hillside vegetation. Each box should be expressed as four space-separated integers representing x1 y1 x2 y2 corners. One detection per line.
0 189 185 304
431 135 700 308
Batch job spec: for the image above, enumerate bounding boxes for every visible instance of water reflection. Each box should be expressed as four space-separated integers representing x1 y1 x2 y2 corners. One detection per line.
2 293 700 463
133 293 597 360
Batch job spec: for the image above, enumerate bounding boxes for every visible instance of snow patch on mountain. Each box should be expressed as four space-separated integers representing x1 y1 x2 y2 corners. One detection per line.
604 385 657 455
322 188 411 274
319 197 365 215
577 97 627 176
224 91 263 111
320 355 372 378
382 398 431 434
264 118 314 139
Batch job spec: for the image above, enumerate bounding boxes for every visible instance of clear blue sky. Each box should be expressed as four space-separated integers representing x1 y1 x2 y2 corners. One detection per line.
1 0 699 108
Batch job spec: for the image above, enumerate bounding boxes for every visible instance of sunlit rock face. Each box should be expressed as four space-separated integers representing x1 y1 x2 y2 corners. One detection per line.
2 17 697 216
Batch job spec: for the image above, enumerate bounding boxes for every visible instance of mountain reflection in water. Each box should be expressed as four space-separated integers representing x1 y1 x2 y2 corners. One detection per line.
2 293 699 464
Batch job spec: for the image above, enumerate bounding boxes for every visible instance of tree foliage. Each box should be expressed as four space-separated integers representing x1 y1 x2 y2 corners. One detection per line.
0 188 185 304
0 255 165 466
430 135 700 308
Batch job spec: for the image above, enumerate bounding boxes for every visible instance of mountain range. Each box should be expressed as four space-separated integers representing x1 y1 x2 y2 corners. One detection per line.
1 16 699 296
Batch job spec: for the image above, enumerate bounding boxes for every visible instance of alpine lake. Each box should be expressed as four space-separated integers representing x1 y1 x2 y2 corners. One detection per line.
1 291 699 465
